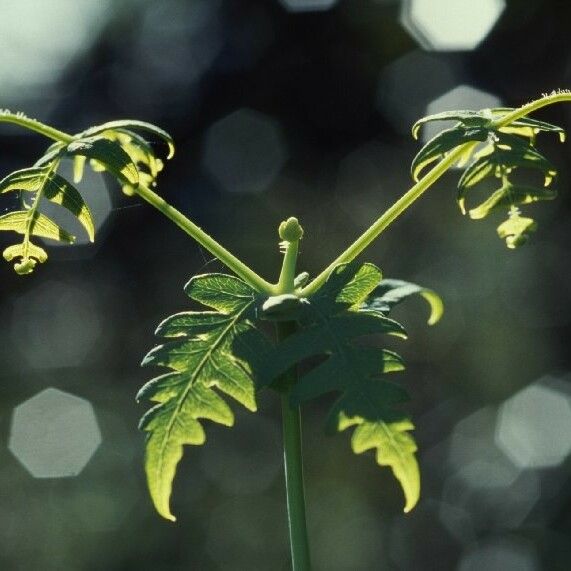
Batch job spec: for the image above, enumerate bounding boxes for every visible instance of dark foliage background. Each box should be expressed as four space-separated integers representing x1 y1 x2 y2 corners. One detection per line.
1 1 571 569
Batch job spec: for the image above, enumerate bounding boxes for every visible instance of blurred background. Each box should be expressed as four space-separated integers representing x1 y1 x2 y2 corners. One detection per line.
1 0 571 569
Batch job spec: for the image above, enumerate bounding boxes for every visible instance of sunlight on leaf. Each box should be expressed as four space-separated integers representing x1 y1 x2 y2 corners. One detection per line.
413 106 566 248
263 262 420 512
138 274 272 521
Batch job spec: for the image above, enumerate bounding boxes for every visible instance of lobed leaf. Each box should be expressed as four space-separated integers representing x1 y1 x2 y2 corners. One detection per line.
0 166 95 241
413 105 566 248
139 273 272 521
411 109 492 139
340 414 419 512
264 263 421 512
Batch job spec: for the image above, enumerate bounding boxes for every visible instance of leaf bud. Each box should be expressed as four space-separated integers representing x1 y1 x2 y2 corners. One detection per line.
278 217 304 242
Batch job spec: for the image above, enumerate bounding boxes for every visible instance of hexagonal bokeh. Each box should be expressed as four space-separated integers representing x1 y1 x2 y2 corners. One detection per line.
377 50 458 135
495 378 571 469
401 0 506 52
202 108 288 194
421 84 502 143
8 388 101 478
459 538 540 571
10 280 102 369
277 0 338 13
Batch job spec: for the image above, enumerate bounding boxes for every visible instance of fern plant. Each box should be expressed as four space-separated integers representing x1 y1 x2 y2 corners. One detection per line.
1 91 570 570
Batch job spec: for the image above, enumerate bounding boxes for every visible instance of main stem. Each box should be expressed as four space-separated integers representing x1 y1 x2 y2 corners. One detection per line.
278 321 311 571
276 225 311 570
300 91 571 297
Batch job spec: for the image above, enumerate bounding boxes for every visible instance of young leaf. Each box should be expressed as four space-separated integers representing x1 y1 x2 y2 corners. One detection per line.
497 210 537 249
3 242 47 275
363 279 444 326
411 109 491 140
0 210 74 242
413 105 566 248
66 137 139 186
138 273 273 521
264 263 421 512
410 126 490 182
468 183 556 220
0 166 95 241
80 119 175 159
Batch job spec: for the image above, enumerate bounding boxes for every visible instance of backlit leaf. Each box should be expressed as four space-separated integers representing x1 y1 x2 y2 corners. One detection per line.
411 126 490 182
66 137 139 186
364 278 444 326
81 119 175 159
139 273 272 521
263 263 420 512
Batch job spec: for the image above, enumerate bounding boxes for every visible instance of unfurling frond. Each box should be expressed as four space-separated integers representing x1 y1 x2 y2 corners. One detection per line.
412 107 565 248
0 116 174 273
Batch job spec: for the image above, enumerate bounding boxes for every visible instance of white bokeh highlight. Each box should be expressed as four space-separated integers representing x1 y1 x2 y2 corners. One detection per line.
8 388 101 478
0 0 111 96
496 379 571 469
202 108 288 194
401 0 506 52
377 50 458 135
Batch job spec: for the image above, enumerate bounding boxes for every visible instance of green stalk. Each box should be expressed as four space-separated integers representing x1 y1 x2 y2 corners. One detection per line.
301 91 571 297
132 183 274 294
276 221 311 570
277 320 311 571
0 112 74 144
0 112 275 294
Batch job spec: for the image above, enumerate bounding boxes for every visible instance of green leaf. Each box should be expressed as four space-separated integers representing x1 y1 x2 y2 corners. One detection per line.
0 166 50 193
413 105 566 248
468 183 557 220
66 137 139 186
0 166 95 241
41 172 95 242
3 242 47 275
458 136 556 190
497 211 537 249
0 210 74 273
264 263 419 512
73 155 86 184
308 261 383 315
363 279 444 326
411 109 492 140
339 413 419 512
411 126 490 182
81 119 175 159
492 108 566 141
138 273 272 521
0 210 74 242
